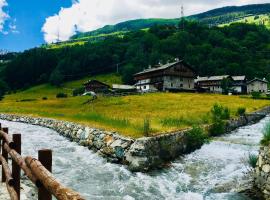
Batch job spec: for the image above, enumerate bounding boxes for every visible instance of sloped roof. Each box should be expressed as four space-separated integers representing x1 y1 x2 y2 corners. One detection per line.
195 75 230 83
247 78 268 84
134 60 195 76
232 76 246 81
112 84 135 90
83 80 110 87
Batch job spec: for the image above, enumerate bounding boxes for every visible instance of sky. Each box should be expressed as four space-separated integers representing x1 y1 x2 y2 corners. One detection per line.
0 0 269 52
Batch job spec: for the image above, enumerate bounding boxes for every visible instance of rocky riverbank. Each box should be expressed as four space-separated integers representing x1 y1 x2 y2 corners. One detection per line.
0 106 269 172
254 145 270 199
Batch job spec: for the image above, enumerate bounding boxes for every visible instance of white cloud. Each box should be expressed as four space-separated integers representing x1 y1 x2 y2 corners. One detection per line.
42 0 269 43
0 0 9 33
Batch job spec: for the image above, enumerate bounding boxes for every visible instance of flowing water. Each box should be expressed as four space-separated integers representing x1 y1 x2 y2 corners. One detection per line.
0 117 269 200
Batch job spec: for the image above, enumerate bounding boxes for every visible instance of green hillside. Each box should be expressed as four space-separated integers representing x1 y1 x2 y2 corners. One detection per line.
44 3 270 49
220 14 270 29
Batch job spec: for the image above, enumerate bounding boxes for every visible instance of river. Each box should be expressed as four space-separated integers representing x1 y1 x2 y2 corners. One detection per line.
0 117 269 200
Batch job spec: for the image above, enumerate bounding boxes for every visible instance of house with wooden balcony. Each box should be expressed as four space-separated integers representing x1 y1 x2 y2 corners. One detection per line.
134 60 196 92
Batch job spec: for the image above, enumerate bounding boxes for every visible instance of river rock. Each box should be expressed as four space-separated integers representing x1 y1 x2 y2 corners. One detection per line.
262 165 270 173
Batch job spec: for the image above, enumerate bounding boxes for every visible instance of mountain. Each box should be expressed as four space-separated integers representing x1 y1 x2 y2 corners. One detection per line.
189 3 270 26
71 3 270 40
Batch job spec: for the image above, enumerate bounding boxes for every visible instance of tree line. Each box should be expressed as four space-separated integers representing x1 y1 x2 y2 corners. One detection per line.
1 21 270 92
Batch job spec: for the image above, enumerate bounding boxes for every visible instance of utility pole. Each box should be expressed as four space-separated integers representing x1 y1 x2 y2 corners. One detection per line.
56 16 61 43
180 4 185 31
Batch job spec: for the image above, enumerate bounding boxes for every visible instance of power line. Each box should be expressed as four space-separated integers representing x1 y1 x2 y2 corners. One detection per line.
63 60 127 78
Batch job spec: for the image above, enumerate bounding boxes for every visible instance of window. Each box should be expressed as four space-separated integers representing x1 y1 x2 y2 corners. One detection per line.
143 86 147 89
180 84 183 88
171 83 173 87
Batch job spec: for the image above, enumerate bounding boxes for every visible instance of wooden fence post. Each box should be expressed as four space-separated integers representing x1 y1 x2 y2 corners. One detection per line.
0 123 1 155
12 134 21 199
2 127 8 183
38 149 52 200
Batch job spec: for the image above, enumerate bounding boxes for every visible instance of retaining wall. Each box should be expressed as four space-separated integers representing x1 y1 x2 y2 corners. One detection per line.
0 106 269 172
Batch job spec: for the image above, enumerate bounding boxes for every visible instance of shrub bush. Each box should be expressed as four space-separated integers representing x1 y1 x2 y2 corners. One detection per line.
208 104 229 136
42 97 48 100
251 91 261 99
209 119 225 136
237 107 246 116
73 87 85 96
186 126 209 153
56 93 68 98
222 107 230 120
211 103 230 120
261 122 270 146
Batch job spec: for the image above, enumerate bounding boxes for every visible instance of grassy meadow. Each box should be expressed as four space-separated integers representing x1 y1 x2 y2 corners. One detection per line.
220 14 270 29
0 74 269 138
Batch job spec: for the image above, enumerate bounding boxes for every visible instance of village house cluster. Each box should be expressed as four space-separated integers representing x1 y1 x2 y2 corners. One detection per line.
83 60 269 95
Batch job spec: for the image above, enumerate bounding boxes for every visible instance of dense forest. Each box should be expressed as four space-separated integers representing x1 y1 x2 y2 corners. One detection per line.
1 21 270 91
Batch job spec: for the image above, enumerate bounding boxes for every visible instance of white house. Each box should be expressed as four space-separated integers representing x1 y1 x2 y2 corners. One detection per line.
134 60 196 92
247 78 268 94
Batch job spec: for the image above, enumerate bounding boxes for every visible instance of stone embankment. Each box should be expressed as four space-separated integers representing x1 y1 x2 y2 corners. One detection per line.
255 145 270 199
0 106 269 172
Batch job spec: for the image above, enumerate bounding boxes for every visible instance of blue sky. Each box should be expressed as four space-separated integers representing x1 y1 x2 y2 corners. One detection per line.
0 0 71 52
0 0 269 52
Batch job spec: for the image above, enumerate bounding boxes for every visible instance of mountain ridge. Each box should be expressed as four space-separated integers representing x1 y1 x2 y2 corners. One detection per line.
71 3 270 40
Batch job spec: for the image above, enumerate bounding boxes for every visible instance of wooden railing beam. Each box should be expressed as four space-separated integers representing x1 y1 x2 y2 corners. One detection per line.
25 156 85 200
0 124 84 200
2 127 8 183
0 155 14 186
3 143 41 187
0 130 15 149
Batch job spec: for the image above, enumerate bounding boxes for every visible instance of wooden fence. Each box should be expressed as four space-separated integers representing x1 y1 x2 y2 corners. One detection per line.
0 123 85 200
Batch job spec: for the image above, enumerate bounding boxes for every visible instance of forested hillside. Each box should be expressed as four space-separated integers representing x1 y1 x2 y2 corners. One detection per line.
190 3 270 26
69 3 270 42
1 21 270 91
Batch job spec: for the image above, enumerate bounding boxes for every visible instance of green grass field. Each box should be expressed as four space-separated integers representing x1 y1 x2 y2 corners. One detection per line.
0 74 269 138
44 31 127 49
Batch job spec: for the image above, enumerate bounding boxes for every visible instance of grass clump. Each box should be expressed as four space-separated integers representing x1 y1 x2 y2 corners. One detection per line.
161 117 197 127
186 126 209 153
237 107 246 116
143 118 151 137
247 153 258 168
261 121 270 146
74 113 130 128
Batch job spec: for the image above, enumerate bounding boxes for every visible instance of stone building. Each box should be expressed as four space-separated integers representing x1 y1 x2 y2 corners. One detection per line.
247 78 268 94
195 75 233 93
134 60 196 92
